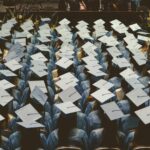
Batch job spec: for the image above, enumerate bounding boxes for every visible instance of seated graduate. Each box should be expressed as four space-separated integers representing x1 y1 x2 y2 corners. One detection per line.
47 103 88 150
58 0 88 11
90 114 125 150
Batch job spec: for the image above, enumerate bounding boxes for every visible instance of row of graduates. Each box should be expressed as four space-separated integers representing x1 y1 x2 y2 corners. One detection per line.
58 0 150 11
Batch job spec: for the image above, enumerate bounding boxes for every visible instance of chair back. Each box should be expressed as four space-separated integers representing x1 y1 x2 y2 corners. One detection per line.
56 146 81 150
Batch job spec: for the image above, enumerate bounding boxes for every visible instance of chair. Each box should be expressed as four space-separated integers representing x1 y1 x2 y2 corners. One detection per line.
95 147 120 150
133 146 150 150
56 146 81 150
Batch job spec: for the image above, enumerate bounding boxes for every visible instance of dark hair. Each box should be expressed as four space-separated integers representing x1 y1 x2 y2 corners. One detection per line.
20 128 41 150
101 114 120 147
58 113 77 147
133 121 150 146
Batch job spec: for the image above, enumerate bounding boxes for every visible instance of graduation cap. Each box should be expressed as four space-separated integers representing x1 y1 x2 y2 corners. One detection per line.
58 87 81 103
0 88 14 107
28 80 47 93
31 86 48 106
101 101 126 121
0 79 15 90
91 89 115 103
56 57 73 69
135 106 150 125
93 79 114 90
55 102 80 115
5 59 22 71
126 88 150 107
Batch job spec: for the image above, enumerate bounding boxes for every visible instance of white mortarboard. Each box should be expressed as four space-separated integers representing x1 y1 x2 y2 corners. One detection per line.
55 78 78 90
111 23 128 34
0 30 11 37
37 37 50 43
110 19 121 25
76 23 89 31
35 44 50 52
31 86 48 106
28 80 47 93
124 34 137 44
30 67 48 78
31 52 48 62
31 60 47 70
58 52 74 59
39 24 50 30
82 42 97 51
56 57 73 69
38 29 51 38
137 31 150 36
112 57 131 68
15 31 26 38
120 68 139 79
59 87 81 103
94 30 107 38
101 101 125 120
137 35 150 42
91 89 115 103
125 78 145 89
94 19 105 25
0 79 15 90
55 102 80 114
128 47 142 56
7 18 17 25
17 121 44 129
135 106 150 124
133 54 147 66
14 38 26 47
59 72 79 82
15 104 42 122
85 64 102 71
4 50 24 62
126 88 150 107
77 20 88 26
20 20 34 31
129 23 141 31
0 115 4 122
5 59 22 71
82 56 99 65
99 36 119 46
0 70 17 77
83 48 98 57
88 69 107 77
107 47 122 58
0 88 13 106
59 18 70 25
41 18 51 22
93 79 114 90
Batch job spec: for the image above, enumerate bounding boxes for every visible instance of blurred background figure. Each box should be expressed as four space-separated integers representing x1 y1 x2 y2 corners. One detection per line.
58 0 88 11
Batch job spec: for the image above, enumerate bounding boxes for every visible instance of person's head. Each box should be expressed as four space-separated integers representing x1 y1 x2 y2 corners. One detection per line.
19 127 41 150
101 114 120 147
